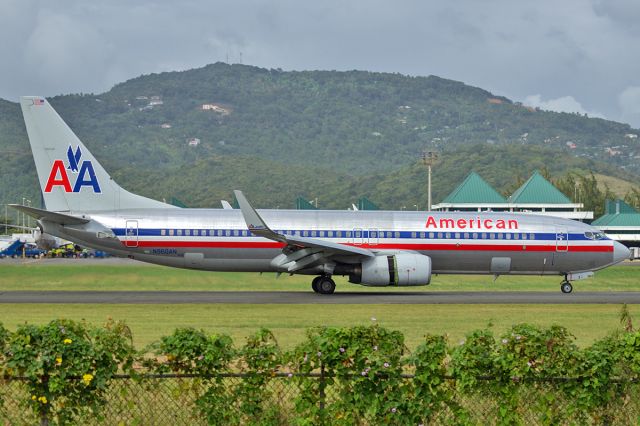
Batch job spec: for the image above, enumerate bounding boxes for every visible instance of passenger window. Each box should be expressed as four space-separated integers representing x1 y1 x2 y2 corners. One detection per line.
420 232 425 239
445 232 451 239
311 231 317 237
482 233 487 239
529 234 535 240
437 232 443 239
464 233 469 239
394 232 400 238
169 229 175 236
455 233 460 239
161 229 166 236
429 232 434 239
411 232 416 238
506 233 511 240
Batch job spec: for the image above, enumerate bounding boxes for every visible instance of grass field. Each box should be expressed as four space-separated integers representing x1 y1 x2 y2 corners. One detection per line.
0 303 637 351
0 260 639 292
0 261 639 351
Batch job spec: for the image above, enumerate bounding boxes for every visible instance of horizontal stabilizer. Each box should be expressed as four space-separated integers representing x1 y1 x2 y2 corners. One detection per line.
9 204 90 225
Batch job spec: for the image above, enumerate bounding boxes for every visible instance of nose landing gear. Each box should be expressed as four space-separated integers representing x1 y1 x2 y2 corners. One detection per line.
312 276 336 294
560 275 573 294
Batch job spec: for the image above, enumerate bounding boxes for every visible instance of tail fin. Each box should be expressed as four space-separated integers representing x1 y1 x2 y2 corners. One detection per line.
20 96 173 212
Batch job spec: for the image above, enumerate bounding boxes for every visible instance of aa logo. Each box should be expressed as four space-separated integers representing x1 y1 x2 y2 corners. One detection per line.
44 146 101 193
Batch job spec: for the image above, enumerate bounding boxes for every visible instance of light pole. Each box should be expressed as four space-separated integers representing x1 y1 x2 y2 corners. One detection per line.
414 204 418 211
25 199 31 228
421 151 438 211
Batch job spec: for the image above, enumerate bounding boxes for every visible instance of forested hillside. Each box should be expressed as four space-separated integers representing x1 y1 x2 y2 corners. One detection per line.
1 63 638 213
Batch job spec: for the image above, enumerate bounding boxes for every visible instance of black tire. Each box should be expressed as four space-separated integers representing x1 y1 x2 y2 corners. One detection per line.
561 282 573 294
311 276 321 293
317 277 336 295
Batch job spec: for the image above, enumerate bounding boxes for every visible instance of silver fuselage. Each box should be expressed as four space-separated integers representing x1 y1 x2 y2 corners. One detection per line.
41 208 626 278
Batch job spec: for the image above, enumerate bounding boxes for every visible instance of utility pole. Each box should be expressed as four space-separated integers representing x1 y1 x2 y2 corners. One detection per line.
421 151 438 211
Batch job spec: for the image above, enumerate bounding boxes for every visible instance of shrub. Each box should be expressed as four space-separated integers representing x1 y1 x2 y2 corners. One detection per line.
3 319 135 425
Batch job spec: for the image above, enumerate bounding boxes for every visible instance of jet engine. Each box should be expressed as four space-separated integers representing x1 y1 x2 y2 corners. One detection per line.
33 228 59 250
348 253 432 286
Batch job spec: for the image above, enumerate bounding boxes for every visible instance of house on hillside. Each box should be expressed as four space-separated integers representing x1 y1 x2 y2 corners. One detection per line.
202 104 231 115
187 138 200 147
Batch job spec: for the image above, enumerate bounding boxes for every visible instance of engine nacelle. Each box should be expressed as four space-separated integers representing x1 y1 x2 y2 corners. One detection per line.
349 253 432 286
34 229 59 251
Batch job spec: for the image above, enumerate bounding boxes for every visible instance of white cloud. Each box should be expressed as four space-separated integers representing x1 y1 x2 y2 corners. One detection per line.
523 94 605 119
618 86 640 128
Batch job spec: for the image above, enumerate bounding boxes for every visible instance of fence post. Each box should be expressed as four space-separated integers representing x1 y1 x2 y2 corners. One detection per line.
319 362 326 425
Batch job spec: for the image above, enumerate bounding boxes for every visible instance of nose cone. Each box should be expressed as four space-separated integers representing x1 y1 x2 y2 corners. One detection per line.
613 241 631 265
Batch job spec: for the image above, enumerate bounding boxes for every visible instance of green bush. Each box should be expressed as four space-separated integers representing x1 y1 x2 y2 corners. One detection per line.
148 327 237 425
290 324 406 424
2 319 134 425
1 319 640 424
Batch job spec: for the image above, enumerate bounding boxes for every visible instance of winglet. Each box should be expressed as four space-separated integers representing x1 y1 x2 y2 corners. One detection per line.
233 190 285 242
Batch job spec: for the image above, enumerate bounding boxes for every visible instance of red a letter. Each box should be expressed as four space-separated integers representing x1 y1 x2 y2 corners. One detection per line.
44 160 72 192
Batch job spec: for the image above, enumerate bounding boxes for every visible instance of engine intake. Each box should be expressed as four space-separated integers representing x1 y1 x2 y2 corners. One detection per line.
349 253 432 286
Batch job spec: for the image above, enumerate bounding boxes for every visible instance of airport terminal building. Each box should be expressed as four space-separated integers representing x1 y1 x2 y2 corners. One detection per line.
592 200 640 248
431 171 593 221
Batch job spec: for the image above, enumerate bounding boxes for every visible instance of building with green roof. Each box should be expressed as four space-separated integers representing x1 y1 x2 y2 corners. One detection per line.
432 171 593 220
432 171 509 212
593 200 640 244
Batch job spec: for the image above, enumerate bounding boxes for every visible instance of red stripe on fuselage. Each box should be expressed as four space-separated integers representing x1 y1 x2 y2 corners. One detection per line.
125 240 613 253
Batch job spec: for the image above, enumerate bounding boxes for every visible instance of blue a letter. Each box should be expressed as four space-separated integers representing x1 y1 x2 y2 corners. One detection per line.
73 161 101 193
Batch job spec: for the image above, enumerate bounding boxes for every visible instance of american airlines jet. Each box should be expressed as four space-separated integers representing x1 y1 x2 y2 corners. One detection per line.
12 97 630 294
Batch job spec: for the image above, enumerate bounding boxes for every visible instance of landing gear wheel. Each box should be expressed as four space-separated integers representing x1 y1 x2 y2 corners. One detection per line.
317 277 336 295
311 276 322 293
560 281 573 294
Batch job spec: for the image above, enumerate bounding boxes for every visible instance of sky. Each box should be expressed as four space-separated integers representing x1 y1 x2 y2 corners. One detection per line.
2 0 640 127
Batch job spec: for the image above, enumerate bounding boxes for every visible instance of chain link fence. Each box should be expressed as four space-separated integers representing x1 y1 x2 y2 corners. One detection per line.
2 373 640 425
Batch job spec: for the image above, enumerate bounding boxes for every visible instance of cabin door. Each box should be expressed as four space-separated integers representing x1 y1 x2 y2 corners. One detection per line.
125 220 139 247
555 227 568 252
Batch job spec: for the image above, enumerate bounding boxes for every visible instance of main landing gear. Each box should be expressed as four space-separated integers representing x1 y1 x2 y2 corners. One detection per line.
312 276 336 295
560 275 573 294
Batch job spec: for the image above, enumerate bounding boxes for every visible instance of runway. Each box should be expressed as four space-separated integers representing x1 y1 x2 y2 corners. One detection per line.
1 291 640 304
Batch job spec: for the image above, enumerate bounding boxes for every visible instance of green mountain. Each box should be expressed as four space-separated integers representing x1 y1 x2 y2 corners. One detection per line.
0 63 638 213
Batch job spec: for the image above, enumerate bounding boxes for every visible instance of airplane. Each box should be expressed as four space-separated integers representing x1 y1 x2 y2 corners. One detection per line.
11 96 630 294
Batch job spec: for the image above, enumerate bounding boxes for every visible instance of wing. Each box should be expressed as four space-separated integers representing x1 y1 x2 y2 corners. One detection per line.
234 190 373 272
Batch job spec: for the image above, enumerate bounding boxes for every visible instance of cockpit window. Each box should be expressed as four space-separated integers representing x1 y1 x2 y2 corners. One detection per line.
585 231 607 240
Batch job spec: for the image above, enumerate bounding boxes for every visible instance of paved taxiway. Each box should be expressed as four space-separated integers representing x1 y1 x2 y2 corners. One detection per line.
1 291 640 304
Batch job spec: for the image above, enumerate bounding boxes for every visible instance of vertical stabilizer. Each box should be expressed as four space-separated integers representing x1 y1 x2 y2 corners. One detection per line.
20 96 173 212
